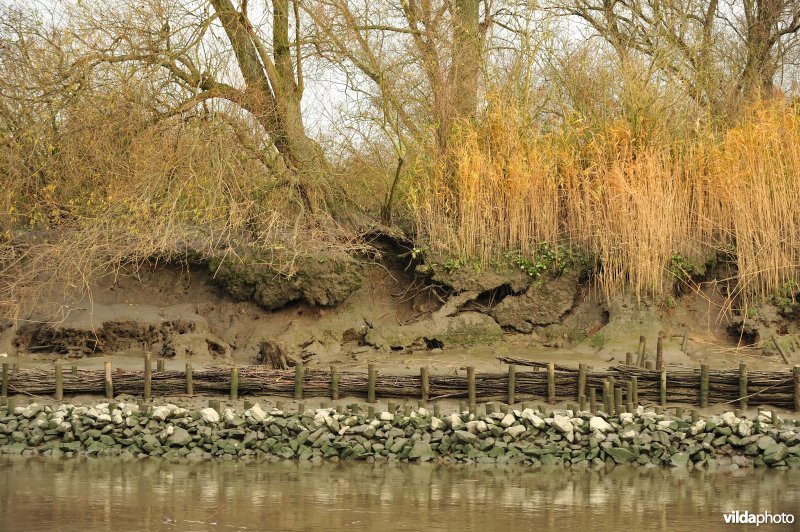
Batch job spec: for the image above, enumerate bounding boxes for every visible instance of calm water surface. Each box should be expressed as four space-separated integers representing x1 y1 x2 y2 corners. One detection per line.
1 457 799 531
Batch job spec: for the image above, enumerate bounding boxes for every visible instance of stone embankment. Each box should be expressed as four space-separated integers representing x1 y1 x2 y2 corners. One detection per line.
1 402 799 469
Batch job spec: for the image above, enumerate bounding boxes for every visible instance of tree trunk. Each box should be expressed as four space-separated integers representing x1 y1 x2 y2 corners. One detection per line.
210 0 326 212
738 0 782 100
449 0 481 126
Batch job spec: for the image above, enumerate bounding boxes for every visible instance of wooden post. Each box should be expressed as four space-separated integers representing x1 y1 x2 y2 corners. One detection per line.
625 352 634 366
433 403 440 417
507 365 516 405
467 367 476 414
602 381 611 414
244 400 253 410
71 364 77 375
637 335 647 367
459 401 467 413
420 367 429 404
157 359 165 372
330 366 339 400
230 367 239 400
577 364 586 401
143 353 152 401
699 364 709 408
185 363 193 396
794 366 800 413
388 401 397 414
614 386 623 415
104 361 113 400
691 409 699 423
209 399 221 413
547 362 556 404
660 366 667 407
739 362 748 410
54 364 63 401
404 404 411 417
579 394 586 412
367 364 376 404
294 362 304 400
675 406 684 419
626 381 633 411
500 403 508 414
589 388 597 414
645 360 654 370
656 334 664 370
486 402 495 415
631 376 639 407
1 363 8 398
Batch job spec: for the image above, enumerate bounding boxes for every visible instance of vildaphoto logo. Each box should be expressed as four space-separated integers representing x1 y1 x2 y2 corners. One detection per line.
723 511 795 526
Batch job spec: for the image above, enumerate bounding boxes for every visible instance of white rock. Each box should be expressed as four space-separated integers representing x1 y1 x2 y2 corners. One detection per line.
57 421 72 433
417 408 428 417
246 404 267 423
619 413 634 425
658 420 674 428
565 431 575 443
111 412 124 425
571 418 585 428
466 420 480 433
552 414 574 433
589 416 613 432
500 413 516 428
86 407 100 419
490 412 506 420
721 411 738 426
690 420 705 435
314 411 331 427
592 429 607 441
446 413 464 430
152 406 173 421
430 417 444 431
380 411 395 422
476 421 488 433
96 414 112 423
200 408 220 423
338 426 349 435
620 430 636 440
166 425 175 436
505 425 526 438
520 409 546 428
737 421 752 437
222 409 237 423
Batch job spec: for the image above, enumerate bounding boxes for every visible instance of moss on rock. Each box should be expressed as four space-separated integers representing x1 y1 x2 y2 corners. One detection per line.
209 252 362 310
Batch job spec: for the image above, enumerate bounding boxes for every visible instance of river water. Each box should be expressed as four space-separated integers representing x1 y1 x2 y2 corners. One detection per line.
1 457 798 531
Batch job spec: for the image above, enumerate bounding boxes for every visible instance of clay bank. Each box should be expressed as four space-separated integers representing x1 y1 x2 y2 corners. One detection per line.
2 401 800 470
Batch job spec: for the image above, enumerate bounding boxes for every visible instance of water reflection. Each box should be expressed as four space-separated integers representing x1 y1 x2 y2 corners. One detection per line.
1 457 798 531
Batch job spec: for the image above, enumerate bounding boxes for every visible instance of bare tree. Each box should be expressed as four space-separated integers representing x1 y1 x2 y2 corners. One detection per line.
558 0 800 114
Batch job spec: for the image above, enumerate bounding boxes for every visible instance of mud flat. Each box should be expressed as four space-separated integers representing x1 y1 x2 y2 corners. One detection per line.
1 400 799 469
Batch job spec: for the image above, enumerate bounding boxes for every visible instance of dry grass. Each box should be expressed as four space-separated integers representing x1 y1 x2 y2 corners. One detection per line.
411 97 800 304
0 85 359 321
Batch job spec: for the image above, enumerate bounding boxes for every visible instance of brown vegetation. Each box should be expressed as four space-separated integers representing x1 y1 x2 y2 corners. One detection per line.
2 0 800 323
